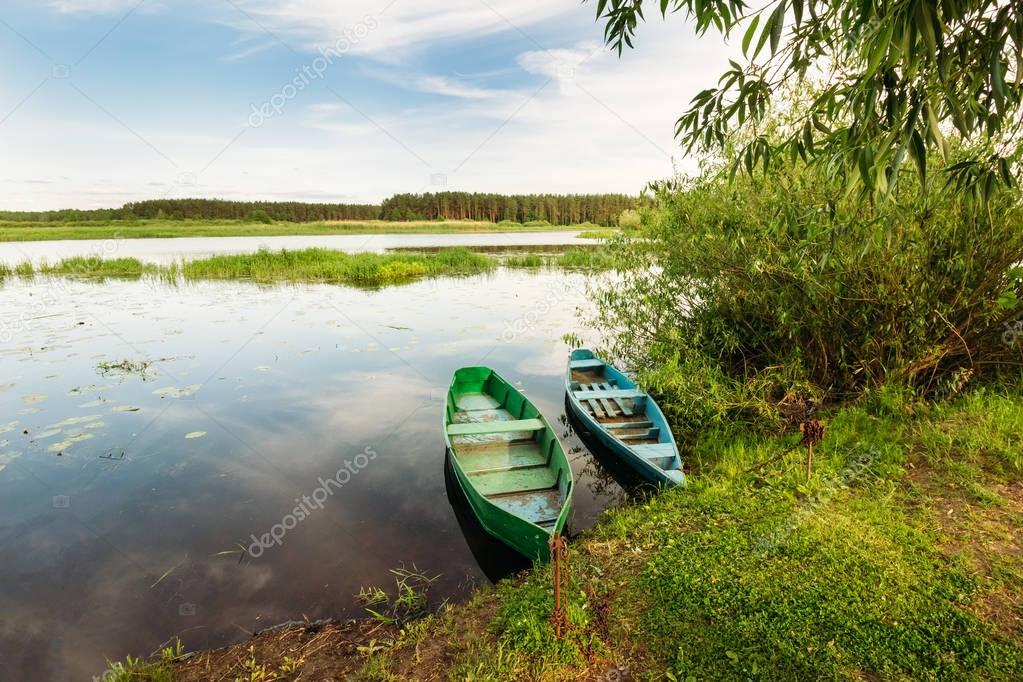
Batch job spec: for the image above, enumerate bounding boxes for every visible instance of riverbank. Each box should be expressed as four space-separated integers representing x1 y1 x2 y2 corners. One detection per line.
0 219 598 242
104 386 1023 680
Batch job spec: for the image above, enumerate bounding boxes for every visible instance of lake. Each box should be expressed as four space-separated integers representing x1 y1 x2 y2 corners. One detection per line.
0 264 626 681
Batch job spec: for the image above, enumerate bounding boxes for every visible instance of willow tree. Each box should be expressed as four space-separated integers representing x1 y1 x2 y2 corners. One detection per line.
594 0 1022 201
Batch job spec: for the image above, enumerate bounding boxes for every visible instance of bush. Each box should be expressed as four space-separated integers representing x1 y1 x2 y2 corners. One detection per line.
246 209 273 224
618 209 642 230
591 156 1023 433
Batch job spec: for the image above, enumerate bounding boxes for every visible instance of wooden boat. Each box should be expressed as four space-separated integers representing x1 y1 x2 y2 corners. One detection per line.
565 349 685 486
443 367 573 561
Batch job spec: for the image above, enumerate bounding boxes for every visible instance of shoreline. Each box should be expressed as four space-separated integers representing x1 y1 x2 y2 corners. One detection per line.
0 219 603 243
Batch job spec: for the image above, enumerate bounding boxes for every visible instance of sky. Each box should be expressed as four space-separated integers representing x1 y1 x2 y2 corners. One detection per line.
0 0 735 210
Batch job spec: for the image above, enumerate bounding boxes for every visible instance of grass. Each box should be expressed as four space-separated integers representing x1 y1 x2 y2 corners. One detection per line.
0 218 590 242
177 247 495 285
576 228 642 240
503 248 618 270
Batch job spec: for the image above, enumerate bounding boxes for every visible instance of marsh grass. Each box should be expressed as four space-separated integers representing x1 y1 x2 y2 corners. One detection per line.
39 256 157 279
503 248 617 270
178 247 495 285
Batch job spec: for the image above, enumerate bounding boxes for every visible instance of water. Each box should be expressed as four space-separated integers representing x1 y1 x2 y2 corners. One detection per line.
0 267 625 681
0 230 590 266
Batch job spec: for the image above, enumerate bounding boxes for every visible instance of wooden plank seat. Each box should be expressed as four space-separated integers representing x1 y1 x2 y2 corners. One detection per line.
630 443 677 467
605 420 653 430
568 358 605 370
571 388 645 400
446 418 545 436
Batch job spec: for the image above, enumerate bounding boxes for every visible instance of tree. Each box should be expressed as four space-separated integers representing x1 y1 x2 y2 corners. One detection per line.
594 0 1022 201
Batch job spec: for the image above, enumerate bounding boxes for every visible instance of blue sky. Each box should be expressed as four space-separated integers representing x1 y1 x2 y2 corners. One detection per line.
0 0 733 210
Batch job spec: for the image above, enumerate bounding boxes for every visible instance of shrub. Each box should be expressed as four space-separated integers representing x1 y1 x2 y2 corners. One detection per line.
246 209 273 224
591 156 1023 433
618 209 642 230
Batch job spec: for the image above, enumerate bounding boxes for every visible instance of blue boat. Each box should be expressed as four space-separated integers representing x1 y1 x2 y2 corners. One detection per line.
564 349 685 486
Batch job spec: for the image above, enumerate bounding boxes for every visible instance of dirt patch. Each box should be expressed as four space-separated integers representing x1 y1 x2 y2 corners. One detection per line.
173 619 398 681
907 457 1023 643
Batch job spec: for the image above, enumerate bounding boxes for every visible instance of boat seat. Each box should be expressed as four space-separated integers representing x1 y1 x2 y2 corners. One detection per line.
568 358 605 370
605 420 653 430
572 389 645 400
630 443 678 461
446 418 544 436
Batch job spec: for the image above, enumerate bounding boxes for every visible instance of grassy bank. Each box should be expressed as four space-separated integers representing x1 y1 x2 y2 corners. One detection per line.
0 219 592 242
103 385 1023 680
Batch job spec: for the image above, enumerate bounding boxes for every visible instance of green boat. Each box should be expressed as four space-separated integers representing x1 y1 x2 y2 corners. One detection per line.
443 367 573 561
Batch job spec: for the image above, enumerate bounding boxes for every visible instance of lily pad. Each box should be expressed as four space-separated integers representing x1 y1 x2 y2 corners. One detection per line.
152 384 201 399
21 393 47 405
44 415 102 430
48 433 94 452
184 431 207 439
0 422 17 434
112 405 141 413
79 398 108 408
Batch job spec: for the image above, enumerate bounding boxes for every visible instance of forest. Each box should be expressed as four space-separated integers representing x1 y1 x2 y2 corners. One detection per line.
379 192 640 225
0 193 641 225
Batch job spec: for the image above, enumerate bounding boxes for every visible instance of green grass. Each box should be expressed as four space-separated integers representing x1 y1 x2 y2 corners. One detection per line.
0 218 589 242
178 247 496 285
39 256 157 279
503 248 617 270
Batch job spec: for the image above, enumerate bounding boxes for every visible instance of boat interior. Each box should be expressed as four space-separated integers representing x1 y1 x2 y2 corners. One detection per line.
568 353 681 475
446 369 569 530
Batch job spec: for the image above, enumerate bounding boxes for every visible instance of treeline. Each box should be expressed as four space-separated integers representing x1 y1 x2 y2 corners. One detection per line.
125 199 380 222
2 193 642 225
380 192 639 226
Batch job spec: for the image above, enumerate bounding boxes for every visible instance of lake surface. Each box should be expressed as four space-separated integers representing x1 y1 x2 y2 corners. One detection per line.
0 230 589 266
0 267 626 681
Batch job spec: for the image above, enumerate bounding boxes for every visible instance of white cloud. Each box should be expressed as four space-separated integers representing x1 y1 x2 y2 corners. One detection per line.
415 75 506 100
220 0 581 58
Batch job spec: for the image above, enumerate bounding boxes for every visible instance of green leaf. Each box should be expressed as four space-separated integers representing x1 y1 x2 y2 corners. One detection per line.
909 130 927 180
992 51 1007 100
770 1 786 55
742 14 760 56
